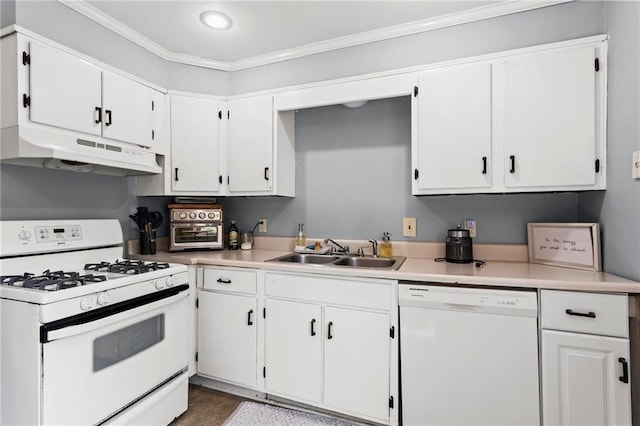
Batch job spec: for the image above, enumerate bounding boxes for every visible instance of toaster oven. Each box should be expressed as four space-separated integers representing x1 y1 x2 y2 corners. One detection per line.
168 204 223 251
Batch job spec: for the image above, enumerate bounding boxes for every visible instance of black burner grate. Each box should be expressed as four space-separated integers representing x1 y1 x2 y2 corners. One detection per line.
0 270 107 291
85 260 170 275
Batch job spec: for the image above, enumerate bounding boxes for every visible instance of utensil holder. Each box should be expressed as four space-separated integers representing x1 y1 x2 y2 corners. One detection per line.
140 230 156 255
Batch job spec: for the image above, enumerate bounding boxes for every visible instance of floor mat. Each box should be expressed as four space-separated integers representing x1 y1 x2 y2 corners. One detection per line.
222 401 354 426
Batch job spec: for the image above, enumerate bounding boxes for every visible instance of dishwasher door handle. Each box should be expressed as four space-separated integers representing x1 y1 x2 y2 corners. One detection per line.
444 303 480 311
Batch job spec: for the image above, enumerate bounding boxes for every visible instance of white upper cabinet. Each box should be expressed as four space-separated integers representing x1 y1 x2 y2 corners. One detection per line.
29 40 102 137
170 95 223 193
413 62 493 193
27 39 161 150
412 38 606 195
226 95 275 194
101 71 155 147
502 46 599 190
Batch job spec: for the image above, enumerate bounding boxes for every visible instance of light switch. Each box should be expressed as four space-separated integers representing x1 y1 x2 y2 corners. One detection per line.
464 219 477 238
633 151 640 179
403 218 417 237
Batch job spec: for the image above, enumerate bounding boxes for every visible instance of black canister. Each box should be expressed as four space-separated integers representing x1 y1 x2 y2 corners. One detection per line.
445 226 473 263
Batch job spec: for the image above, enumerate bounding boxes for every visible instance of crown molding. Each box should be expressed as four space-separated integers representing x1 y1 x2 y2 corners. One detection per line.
58 0 573 72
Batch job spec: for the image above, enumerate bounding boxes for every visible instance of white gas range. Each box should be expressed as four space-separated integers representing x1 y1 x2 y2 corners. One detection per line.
0 219 189 426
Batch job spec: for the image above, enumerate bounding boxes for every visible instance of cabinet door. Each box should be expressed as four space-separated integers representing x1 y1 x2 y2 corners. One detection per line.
101 71 154 146
503 46 597 189
324 306 390 422
197 291 257 387
264 299 323 403
414 62 492 193
29 40 102 136
170 96 222 192
226 95 273 194
542 330 631 426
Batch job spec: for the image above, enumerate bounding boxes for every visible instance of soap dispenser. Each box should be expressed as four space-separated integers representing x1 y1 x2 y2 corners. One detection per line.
380 232 393 258
294 223 306 248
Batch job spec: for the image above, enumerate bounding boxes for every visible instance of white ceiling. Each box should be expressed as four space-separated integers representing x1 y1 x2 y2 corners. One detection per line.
65 0 567 70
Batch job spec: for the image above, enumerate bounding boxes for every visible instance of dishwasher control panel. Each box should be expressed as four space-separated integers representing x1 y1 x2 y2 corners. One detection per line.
399 284 538 317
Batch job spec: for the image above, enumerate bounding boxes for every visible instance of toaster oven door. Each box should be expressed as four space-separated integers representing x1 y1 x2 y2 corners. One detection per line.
170 223 223 250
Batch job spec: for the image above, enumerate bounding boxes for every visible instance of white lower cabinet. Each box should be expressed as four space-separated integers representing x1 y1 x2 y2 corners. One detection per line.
197 268 258 388
264 272 396 424
540 290 631 426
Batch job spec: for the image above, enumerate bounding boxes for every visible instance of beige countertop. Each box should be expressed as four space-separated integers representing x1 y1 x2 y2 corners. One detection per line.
128 237 640 294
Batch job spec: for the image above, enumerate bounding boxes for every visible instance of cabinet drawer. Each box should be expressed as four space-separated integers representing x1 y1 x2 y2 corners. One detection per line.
541 290 628 338
202 268 256 295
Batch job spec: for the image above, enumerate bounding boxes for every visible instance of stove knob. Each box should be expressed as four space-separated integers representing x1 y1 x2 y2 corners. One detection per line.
188 212 197 219
178 212 187 219
18 230 32 241
198 212 206 219
165 276 174 287
154 280 165 290
97 292 110 306
80 297 92 311
208 212 216 220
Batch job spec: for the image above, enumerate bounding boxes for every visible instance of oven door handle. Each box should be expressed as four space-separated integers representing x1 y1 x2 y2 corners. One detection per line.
41 284 189 343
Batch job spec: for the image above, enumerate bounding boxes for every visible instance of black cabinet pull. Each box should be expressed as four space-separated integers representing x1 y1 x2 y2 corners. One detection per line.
105 110 112 126
414 169 419 180
247 309 254 326
216 278 231 284
94 106 102 124
310 319 316 336
327 321 333 340
218 175 223 184
509 155 516 173
482 156 487 175
619 358 629 383
264 167 270 181
565 309 596 319
174 168 179 181
151 129 155 140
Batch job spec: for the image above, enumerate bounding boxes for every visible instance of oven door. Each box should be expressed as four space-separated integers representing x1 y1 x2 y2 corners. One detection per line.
40 287 188 425
170 222 223 250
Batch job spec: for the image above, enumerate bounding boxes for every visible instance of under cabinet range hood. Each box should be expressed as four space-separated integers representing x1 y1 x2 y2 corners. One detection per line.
0 124 162 176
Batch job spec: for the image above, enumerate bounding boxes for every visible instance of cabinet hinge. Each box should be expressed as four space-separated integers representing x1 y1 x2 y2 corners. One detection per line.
218 110 222 119
263 307 266 318
595 58 600 72
218 175 223 184
263 366 266 378
195 352 198 362
414 168 419 180
227 176 230 185
595 158 600 173
22 94 30 108
196 298 199 309
413 86 418 97
389 396 394 409
390 326 395 339
22 51 30 65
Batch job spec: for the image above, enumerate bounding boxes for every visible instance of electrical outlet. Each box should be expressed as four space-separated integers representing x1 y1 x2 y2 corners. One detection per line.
403 217 417 237
464 219 477 238
633 151 640 179
258 219 267 233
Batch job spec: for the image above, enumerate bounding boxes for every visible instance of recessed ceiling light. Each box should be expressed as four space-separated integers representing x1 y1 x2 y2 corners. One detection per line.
200 11 233 30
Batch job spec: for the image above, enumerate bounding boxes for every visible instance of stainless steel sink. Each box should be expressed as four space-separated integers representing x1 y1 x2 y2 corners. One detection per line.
269 253 340 264
332 256 400 268
266 253 406 270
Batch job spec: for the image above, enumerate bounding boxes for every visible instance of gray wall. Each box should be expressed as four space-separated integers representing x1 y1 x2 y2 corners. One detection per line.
1 0 16 28
222 97 579 244
578 1 640 281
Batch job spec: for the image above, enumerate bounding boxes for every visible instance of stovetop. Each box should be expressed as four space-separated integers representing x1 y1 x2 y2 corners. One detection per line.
0 260 172 292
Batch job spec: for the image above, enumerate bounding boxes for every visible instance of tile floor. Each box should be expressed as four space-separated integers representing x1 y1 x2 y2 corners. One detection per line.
171 385 247 426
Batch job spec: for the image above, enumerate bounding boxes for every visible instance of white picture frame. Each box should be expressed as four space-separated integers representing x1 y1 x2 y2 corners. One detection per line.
527 223 601 271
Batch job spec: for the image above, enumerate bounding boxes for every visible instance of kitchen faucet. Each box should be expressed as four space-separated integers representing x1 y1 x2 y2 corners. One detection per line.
324 238 349 254
368 239 378 257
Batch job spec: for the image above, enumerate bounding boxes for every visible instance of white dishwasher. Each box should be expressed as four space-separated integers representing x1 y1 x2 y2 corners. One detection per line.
399 283 540 426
